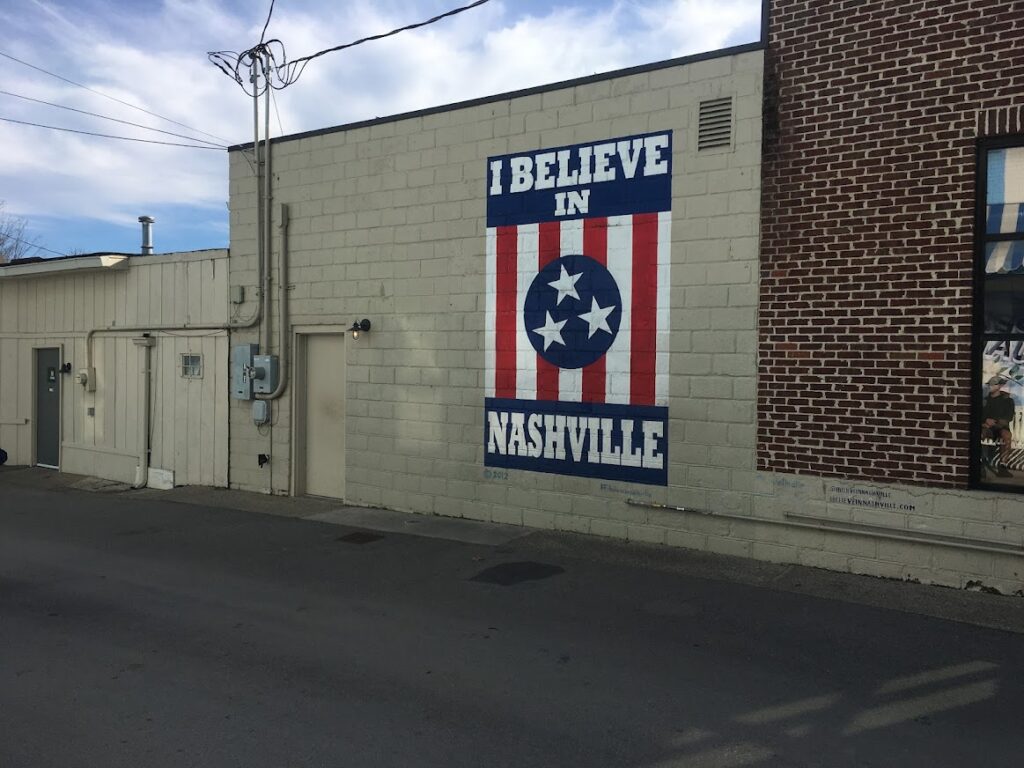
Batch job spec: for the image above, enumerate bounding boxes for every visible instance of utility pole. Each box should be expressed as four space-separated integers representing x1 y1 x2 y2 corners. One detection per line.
250 51 272 351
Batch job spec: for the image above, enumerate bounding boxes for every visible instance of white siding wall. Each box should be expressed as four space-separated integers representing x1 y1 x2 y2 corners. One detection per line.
0 251 229 486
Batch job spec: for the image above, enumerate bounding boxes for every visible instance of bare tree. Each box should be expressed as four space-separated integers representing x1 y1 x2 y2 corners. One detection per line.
0 202 41 263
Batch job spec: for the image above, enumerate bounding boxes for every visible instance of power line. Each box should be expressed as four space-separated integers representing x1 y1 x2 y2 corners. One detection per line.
0 116 225 150
283 0 491 81
209 0 492 96
0 88 227 147
259 0 276 45
0 49 233 145
0 233 67 258
270 84 284 135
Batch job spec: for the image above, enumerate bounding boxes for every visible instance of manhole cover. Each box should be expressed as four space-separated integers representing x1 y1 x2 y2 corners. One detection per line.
470 561 564 586
336 532 384 545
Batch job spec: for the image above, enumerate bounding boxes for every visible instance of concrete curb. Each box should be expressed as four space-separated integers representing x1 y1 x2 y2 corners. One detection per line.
4 466 1023 633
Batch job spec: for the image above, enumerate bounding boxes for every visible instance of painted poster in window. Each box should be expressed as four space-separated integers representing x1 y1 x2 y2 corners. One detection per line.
979 344 1024 484
483 132 672 485
978 144 1024 488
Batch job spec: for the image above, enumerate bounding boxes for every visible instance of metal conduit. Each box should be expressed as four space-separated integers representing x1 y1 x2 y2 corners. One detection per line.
626 500 1024 557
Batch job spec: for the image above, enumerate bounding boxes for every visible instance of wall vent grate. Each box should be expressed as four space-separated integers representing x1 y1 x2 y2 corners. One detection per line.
698 97 733 150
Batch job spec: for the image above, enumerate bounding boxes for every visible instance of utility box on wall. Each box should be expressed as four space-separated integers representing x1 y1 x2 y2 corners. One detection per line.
231 343 259 400
253 355 279 395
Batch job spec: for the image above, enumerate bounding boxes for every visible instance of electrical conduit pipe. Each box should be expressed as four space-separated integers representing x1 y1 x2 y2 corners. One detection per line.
131 334 155 489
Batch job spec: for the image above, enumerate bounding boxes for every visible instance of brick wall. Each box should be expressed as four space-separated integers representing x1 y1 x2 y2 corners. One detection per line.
759 0 1024 486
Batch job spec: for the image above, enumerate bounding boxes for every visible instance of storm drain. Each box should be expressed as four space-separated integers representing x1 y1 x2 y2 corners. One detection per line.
336 531 384 545
470 561 564 586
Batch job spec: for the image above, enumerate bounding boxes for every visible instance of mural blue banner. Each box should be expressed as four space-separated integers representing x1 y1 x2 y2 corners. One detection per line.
485 398 668 485
486 131 672 227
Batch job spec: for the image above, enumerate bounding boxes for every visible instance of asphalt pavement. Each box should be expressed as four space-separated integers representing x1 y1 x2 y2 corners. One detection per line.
2 467 1023 767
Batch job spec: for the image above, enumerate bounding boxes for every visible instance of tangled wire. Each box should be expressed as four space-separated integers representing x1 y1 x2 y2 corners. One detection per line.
208 0 491 97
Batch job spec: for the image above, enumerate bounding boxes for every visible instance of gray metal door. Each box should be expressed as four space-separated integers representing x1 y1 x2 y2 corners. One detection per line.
35 348 60 468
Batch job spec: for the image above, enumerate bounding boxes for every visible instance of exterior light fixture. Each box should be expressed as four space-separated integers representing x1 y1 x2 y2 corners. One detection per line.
350 319 371 340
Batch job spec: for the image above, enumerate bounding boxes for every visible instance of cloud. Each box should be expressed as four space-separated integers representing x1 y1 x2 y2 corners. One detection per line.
637 0 762 54
0 0 760 250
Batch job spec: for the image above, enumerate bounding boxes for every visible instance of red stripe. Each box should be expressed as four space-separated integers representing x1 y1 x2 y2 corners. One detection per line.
536 222 561 400
582 217 608 403
495 226 518 398
583 217 608 265
538 221 561 267
630 213 658 405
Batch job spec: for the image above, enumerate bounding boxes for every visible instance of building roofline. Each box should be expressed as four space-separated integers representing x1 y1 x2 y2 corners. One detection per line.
0 248 228 279
0 253 130 279
228 40 765 152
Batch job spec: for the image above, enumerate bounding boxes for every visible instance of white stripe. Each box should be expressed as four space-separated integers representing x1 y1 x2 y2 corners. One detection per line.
655 211 672 406
987 241 1011 274
1003 203 1022 235
1005 147 1024 204
604 214 633 404
559 219 584 401
560 217 584 255
485 227 496 397
516 224 538 400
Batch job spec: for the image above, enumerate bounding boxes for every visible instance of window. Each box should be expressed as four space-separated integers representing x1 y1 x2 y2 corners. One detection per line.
975 140 1024 489
181 353 203 379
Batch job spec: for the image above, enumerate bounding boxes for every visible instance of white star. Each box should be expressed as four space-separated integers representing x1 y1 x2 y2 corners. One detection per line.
532 311 567 351
547 265 582 305
578 297 616 338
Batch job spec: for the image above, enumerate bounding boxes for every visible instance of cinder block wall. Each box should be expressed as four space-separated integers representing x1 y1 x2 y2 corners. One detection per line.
227 49 765 528
226 36 1024 594
759 0 1024 485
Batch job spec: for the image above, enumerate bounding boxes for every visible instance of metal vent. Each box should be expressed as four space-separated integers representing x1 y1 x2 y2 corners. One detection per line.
698 97 733 150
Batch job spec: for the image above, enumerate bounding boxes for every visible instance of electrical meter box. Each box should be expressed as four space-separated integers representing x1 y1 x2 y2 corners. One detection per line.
231 343 259 400
253 355 280 395
252 400 270 425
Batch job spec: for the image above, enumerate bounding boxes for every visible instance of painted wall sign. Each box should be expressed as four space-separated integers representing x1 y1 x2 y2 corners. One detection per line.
484 131 672 485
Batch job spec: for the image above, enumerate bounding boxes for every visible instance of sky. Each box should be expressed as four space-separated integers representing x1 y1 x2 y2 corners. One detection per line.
0 0 762 257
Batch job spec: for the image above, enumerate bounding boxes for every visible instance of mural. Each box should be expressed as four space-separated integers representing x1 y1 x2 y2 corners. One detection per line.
484 132 672 485
979 343 1024 485
978 144 1024 488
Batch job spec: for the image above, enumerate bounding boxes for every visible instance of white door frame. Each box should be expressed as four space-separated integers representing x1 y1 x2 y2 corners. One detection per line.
290 325 349 498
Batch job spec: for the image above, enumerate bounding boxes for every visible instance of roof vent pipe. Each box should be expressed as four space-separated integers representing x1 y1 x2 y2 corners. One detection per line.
138 215 155 255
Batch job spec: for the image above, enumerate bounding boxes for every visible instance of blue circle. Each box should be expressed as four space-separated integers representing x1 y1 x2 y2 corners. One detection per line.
523 254 621 369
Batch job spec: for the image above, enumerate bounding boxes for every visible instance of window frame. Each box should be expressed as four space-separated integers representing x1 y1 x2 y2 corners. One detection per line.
180 352 203 379
971 135 1024 490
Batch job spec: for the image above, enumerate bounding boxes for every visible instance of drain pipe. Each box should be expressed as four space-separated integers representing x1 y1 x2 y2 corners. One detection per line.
256 203 288 496
626 500 1024 557
257 203 290 400
85 195 268 377
85 296 263 384
260 57 273 352
131 334 155 488
252 54 265 349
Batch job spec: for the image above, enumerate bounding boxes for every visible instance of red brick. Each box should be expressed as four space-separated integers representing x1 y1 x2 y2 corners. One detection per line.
759 0 1024 488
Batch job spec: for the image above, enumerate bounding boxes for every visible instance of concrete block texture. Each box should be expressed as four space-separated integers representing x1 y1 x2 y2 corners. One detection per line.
228 49 763 507
224 44 1024 596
